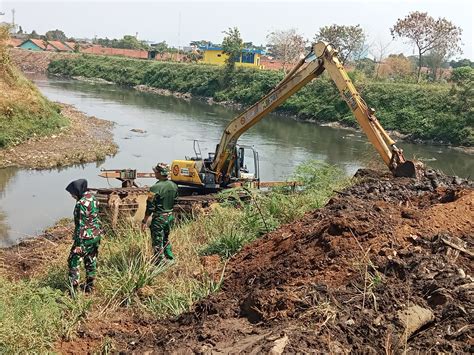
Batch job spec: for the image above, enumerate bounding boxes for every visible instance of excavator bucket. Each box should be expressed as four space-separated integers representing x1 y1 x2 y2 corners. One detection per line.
393 160 420 178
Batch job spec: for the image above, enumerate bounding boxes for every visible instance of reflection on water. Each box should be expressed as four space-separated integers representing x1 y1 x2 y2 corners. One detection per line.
0 76 472 247
0 167 17 242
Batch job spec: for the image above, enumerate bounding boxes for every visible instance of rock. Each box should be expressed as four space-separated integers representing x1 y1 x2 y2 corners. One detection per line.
269 334 289 355
130 128 147 133
397 305 434 342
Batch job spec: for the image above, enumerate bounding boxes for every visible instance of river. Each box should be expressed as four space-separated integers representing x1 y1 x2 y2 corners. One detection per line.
0 77 472 246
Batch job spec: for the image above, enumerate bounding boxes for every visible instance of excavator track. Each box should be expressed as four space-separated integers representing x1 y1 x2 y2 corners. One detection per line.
91 187 250 229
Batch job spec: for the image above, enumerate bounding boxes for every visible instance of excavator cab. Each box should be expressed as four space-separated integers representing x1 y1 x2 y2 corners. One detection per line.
235 145 260 182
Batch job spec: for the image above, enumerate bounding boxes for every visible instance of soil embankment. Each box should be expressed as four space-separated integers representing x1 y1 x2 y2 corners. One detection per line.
0 219 73 280
152 170 473 353
20 169 468 353
10 48 75 74
0 103 117 169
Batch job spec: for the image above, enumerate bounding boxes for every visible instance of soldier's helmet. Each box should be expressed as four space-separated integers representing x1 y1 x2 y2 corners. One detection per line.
153 162 170 176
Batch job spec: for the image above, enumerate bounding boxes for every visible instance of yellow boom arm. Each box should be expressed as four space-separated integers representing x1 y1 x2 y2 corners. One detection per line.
211 41 416 181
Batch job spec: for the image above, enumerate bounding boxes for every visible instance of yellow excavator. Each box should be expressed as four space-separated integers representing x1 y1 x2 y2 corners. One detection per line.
170 41 419 193
96 41 420 226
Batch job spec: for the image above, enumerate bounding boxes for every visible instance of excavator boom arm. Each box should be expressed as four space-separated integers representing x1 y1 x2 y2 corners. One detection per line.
211 41 417 181
211 55 325 175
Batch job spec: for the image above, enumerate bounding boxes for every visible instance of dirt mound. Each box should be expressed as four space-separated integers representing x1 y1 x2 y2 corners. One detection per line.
145 169 473 353
10 48 75 74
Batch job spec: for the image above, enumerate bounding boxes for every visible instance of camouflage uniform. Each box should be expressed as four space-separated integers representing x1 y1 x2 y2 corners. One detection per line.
145 178 178 261
67 191 102 289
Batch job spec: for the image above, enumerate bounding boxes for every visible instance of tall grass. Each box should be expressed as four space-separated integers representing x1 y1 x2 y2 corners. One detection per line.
0 161 351 351
0 277 91 352
0 25 69 148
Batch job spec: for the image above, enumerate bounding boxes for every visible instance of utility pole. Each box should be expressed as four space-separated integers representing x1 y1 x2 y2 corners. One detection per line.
11 8 15 29
177 11 181 61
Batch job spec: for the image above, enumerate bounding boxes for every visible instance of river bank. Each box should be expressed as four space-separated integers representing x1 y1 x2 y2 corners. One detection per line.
1 168 471 353
8 48 473 150
0 103 117 169
133 83 474 154
46 54 473 147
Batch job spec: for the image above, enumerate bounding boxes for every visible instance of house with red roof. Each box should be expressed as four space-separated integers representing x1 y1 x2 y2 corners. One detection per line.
47 40 73 52
7 38 23 48
18 39 77 52
18 38 49 51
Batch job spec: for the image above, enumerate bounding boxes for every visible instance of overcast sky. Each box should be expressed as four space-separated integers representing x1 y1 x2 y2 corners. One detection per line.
1 0 473 59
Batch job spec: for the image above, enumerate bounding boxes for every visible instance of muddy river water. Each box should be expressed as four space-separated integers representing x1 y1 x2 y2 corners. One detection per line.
1 77 472 246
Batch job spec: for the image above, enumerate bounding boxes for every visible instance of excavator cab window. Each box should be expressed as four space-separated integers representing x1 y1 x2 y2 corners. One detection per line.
236 145 259 181
238 147 245 169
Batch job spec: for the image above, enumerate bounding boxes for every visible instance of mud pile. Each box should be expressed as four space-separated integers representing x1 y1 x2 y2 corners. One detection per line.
153 169 472 353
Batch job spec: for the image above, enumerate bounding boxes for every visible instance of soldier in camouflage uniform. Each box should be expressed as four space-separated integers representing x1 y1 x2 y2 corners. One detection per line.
66 179 102 293
141 163 178 263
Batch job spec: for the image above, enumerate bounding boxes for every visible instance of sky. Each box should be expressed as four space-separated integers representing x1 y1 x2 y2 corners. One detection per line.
1 0 473 59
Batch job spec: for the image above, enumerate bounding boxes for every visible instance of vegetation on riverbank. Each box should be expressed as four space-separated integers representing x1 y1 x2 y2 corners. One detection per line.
0 104 117 169
48 54 473 146
0 161 350 352
0 27 69 148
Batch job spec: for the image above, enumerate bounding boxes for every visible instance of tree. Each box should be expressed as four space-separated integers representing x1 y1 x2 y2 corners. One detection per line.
221 27 243 71
45 29 67 41
117 35 149 50
243 41 265 51
96 35 149 50
29 30 40 39
190 40 213 48
369 38 392 79
390 11 462 82
424 48 450 81
153 41 168 59
355 58 376 76
382 54 413 79
18 25 23 34
266 28 307 72
314 24 366 63
450 58 474 69
451 66 473 84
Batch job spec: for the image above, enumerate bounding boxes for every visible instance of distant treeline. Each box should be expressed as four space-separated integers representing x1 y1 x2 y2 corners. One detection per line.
48 55 473 146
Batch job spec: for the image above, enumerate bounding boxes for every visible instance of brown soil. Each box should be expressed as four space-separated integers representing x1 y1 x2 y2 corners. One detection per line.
2 169 472 353
0 219 73 280
0 103 117 169
10 48 76 74
99 169 472 353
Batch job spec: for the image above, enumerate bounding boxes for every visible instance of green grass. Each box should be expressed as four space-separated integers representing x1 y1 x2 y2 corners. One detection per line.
0 27 69 148
0 278 91 353
48 54 473 146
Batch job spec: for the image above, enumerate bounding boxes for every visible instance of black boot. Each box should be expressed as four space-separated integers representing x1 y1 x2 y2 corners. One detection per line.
84 277 95 293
